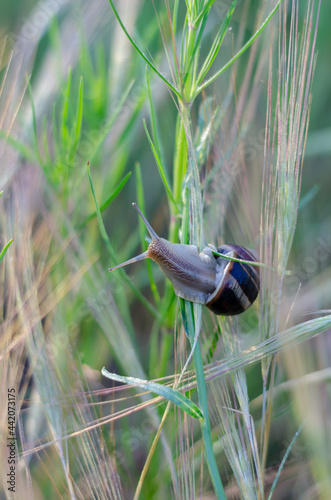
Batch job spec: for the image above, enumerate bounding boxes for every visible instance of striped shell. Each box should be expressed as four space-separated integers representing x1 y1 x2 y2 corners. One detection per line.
205 245 260 316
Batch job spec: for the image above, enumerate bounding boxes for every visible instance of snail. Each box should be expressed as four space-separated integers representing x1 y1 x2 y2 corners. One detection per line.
109 203 260 315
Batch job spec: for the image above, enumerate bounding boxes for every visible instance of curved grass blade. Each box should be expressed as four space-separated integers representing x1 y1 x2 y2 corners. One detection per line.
195 0 238 88
146 67 166 180
135 163 160 304
195 97 219 166
107 0 180 98
61 67 72 147
299 184 319 210
195 0 283 95
267 422 304 499
68 76 83 163
193 0 216 27
0 238 13 263
101 367 204 420
206 314 331 381
143 120 176 207
211 249 283 274
180 298 227 499
87 79 135 165
0 191 13 263
172 0 180 38
182 12 209 91
87 162 161 320
79 172 131 228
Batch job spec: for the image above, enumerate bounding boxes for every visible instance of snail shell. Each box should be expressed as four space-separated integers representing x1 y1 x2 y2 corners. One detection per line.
109 204 260 316
205 244 260 315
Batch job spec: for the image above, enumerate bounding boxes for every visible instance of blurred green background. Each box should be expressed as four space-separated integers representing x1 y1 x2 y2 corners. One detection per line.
1 0 331 498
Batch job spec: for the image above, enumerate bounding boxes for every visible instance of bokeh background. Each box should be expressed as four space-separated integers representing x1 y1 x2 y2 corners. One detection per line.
1 0 331 498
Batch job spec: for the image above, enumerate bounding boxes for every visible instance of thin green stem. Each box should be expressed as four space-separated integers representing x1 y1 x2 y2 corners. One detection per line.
107 0 180 97
87 163 161 320
173 111 188 207
195 348 226 499
167 112 187 257
183 24 197 102
0 238 13 263
184 302 226 500
195 0 283 95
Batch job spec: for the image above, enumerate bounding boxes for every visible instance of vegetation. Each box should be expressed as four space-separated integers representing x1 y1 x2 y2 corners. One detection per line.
1 0 330 498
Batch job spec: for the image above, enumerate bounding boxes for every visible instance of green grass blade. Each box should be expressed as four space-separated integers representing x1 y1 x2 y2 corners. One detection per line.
41 116 52 166
211 249 280 273
101 368 204 420
267 422 304 499
172 0 180 38
87 162 161 320
135 163 160 304
0 190 13 265
196 0 283 95
195 97 219 166
107 0 180 98
87 80 134 165
52 103 60 163
146 67 166 176
183 12 209 90
193 0 216 27
299 184 320 209
196 0 238 89
206 315 331 381
61 67 72 147
79 172 132 228
86 161 127 251
69 76 83 162
181 299 227 500
0 238 13 263
143 120 176 207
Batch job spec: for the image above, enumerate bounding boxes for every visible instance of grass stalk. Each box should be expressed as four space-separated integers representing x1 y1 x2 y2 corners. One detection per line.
1 0 327 497
182 301 226 499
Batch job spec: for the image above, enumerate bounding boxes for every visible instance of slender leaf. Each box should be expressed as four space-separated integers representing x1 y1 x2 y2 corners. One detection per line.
193 0 216 27
41 116 52 166
195 0 283 95
0 238 13 263
196 0 238 88
180 299 227 499
52 103 60 164
135 163 160 304
107 0 180 97
183 12 209 90
143 120 176 207
69 76 83 162
80 172 131 227
172 0 180 39
146 67 166 177
206 315 331 381
61 68 72 146
101 367 204 420
299 184 320 209
88 80 135 165
267 422 305 499
87 162 161 320
211 248 280 273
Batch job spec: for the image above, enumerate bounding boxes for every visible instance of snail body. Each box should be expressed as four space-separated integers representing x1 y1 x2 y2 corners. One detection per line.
109 204 260 316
